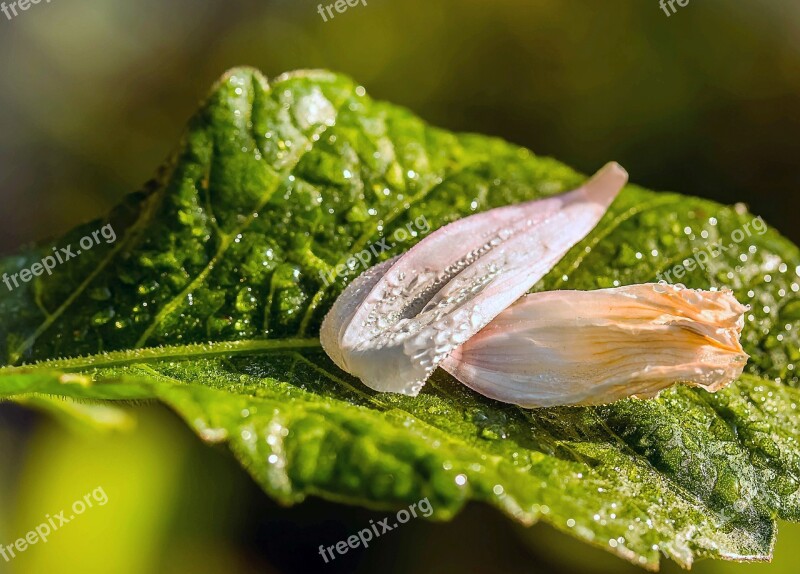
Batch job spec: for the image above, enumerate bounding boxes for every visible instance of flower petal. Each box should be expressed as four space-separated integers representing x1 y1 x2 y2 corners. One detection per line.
320 162 628 395
441 284 749 407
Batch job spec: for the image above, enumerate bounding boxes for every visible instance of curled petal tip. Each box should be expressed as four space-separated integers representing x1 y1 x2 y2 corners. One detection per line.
582 161 629 209
603 161 628 180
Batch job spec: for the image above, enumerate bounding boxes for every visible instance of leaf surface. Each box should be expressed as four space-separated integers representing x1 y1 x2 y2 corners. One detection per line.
2 68 799 569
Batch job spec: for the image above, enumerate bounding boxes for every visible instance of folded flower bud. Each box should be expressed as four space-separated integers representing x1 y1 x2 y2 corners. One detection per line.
441 284 749 407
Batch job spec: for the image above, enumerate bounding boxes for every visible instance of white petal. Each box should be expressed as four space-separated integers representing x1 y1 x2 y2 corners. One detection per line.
320 163 628 395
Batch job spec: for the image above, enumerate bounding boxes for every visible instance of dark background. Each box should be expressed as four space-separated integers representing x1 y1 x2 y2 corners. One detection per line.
1 0 799 254
1 1 799 573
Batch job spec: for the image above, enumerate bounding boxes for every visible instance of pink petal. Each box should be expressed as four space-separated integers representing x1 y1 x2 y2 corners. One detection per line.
441 284 749 407
320 162 628 395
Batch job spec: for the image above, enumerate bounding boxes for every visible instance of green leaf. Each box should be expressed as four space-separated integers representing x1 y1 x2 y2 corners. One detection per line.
2 67 799 569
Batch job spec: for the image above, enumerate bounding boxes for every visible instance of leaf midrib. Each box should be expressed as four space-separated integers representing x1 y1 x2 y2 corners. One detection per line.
0 338 321 373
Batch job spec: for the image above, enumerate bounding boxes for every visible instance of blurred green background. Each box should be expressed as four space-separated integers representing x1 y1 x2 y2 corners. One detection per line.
1 0 799 572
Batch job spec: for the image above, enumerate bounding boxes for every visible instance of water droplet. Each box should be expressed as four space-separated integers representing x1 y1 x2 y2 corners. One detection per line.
235 287 258 312
295 87 336 129
137 280 159 295
91 308 115 326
